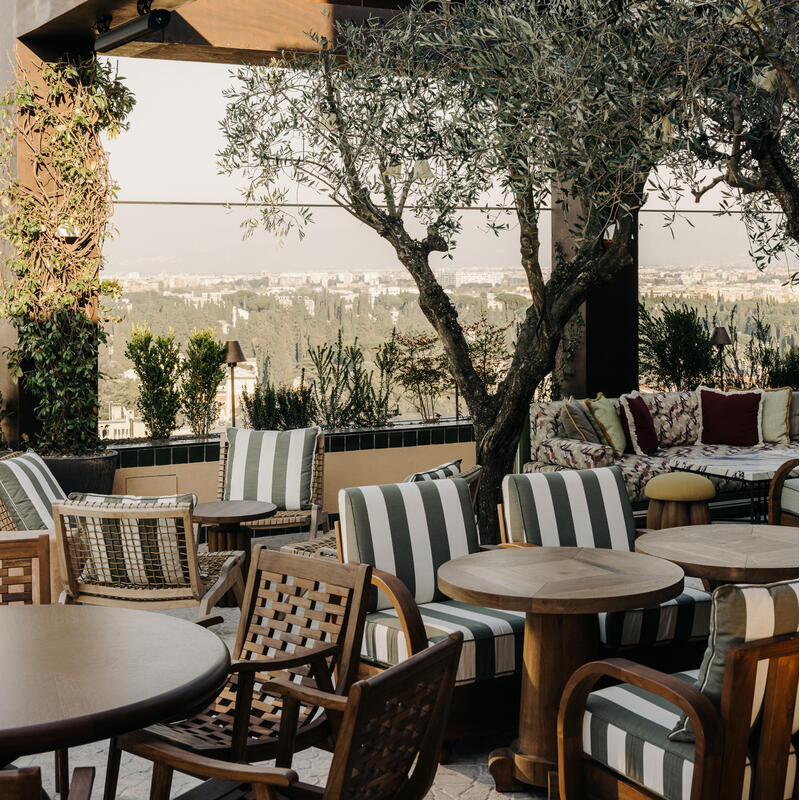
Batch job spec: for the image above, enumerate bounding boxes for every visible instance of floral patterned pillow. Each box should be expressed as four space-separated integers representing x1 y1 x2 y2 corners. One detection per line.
642 391 700 447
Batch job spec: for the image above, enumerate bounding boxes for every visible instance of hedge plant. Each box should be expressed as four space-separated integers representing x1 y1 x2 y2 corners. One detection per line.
182 328 226 437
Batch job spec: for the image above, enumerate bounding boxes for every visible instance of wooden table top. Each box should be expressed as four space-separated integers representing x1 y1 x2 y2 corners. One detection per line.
438 546 684 614
0 605 230 760
636 524 799 583
193 500 277 524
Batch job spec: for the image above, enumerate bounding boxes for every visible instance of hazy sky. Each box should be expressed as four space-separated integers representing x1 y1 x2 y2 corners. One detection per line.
100 56 795 279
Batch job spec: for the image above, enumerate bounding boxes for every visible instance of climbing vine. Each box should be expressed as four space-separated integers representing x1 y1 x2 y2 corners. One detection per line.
0 56 134 453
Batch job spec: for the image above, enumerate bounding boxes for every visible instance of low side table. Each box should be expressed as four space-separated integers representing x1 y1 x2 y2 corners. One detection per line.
636 524 799 587
438 546 684 792
193 501 277 603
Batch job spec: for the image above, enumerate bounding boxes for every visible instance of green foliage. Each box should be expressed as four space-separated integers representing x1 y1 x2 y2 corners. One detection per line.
10 310 104 454
241 371 316 431
308 331 354 429
769 345 799 389
464 314 510 392
639 303 716 391
124 325 183 439
181 328 226 437
394 332 449 423
0 55 134 452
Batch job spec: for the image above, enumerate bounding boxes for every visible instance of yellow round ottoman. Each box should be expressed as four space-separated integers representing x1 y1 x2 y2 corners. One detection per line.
645 472 716 529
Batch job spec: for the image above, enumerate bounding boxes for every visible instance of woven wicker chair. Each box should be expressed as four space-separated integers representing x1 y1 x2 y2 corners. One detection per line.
0 766 94 800
217 433 329 538
122 632 463 800
52 500 245 614
103 547 372 800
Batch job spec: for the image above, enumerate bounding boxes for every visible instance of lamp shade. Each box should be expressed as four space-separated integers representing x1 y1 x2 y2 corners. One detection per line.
225 340 246 365
711 326 731 347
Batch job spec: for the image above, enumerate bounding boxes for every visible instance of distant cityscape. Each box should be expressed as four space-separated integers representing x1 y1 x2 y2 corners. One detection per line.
99 264 797 439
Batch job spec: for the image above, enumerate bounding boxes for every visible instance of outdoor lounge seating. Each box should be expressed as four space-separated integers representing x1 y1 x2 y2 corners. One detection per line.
557 579 799 800
218 427 330 539
499 467 712 655
53 495 245 614
120 632 462 800
103 547 371 800
769 458 799 526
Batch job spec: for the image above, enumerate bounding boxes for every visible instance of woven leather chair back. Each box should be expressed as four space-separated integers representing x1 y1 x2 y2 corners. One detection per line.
324 632 462 800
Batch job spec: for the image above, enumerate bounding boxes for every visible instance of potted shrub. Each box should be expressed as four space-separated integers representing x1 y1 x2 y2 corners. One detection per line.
0 56 134 493
181 328 226 437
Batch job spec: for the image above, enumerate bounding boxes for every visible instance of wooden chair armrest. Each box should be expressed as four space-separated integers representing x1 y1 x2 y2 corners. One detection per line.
193 614 224 629
260 676 350 713
230 642 339 674
769 458 799 524
67 767 95 800
129 738 298 787
558 658 722 800
371 568 428 655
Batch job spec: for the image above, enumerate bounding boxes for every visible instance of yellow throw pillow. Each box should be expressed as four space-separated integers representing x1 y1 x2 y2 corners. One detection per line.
584 393 626 457
726 386 792 444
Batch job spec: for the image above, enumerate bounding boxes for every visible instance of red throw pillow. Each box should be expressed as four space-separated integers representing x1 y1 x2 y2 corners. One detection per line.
620 392 658 455
699 388 762 446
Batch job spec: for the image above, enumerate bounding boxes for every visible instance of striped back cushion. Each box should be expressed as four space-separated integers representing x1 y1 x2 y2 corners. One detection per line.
0 452 66 530
224 426 320 510
403 458 462 482
502 466 636 550
62 494 196 587
339 478 479 610
670 579 799 743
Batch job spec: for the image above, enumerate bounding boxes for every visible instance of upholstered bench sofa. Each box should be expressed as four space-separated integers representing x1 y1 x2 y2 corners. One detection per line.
525 390 799 502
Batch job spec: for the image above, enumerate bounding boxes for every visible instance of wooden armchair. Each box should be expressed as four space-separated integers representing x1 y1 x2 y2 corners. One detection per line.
0 533 50 605
0 766 94 800
124 633 463 800
557 633 798 800
768 458 799 526
217 431 329 538
104 548 372 800
53 500 245 614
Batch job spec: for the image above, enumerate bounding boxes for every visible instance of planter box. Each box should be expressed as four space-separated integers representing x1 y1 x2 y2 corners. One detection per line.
110 421 477 512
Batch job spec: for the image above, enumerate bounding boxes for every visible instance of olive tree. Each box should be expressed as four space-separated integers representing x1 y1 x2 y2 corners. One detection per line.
219 0 704 541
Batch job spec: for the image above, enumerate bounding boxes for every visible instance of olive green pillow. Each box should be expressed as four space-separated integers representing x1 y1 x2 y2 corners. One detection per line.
584 394 626 457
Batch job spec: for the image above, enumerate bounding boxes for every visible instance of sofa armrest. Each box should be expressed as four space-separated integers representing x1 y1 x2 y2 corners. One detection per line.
535 437 615 470
371 568 428 656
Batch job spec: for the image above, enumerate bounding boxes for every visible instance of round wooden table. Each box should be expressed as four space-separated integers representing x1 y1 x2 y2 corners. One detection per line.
636 524 799 585
438 546 684 792
0 605 230 761
193 501 277 603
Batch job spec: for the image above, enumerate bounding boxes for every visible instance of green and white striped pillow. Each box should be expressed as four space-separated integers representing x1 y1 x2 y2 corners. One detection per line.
63 493 196 586
502 466 636 550
224 426 320 511
670 579 799 742
339 477 479 611
403 458 462 482
0 451 66 530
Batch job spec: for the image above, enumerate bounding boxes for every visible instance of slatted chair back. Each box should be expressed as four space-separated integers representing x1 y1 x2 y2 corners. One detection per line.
53 501 204 606
323 632 462 800
338 477 479 611
0 533 51 605
217 431 325 508
206 547 371 746
500 466 636 550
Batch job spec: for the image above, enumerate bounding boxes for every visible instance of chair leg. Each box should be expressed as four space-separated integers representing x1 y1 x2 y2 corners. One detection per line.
103 738 122 800
149 761 173 800
320 511 330 534
55 748 69 797
309 507 319 540
231 565 245 607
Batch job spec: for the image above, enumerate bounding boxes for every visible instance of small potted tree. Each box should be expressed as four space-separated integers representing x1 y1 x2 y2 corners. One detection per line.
181 328 226 438
0 56 134 493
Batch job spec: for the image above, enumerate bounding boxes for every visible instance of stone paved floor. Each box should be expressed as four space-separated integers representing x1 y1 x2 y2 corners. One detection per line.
17 531 544 799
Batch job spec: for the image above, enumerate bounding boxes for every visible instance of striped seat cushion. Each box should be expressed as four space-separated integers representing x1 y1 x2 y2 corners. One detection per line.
403 459 462 482
584 670 797 800
671 579 799 742
362 599 525 685
599 584 712 650
0 452 65 531
339 478 479 610
502 466 636 549
63 495 196 587
224 426 320 511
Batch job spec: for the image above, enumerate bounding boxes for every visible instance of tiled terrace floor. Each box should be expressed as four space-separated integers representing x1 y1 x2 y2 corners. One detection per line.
18 531 545 799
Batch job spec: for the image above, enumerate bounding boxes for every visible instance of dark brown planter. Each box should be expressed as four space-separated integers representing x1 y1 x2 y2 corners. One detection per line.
43 450 119 495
